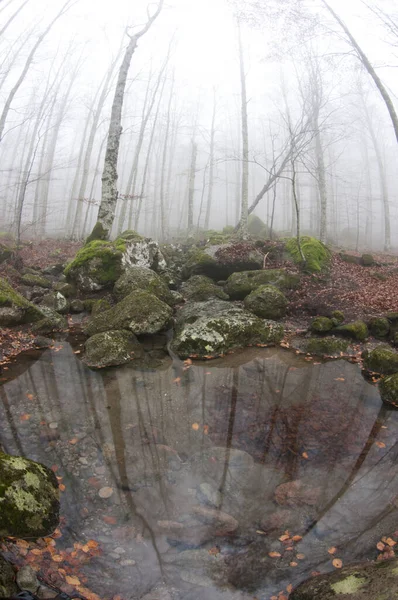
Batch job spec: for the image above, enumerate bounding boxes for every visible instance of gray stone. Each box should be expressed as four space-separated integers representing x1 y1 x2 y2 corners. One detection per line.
16 566 39 593
83 330 144 369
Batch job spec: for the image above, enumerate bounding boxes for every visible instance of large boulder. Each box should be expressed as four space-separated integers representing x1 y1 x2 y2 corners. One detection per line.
311 316 334 333
21 273 52 289
379 373 398 408
291 557 398 600
114 266 175 305
65 232 167 292
0 555 17 597
247 214 269 238
225 269 300 300
243 285 288 319
0 277 44 326
180 275 229 302
170 300 284 359
182 242 265 280
40 291 69 314
334 320 368 341
362 345 398 374
301 337 349 356
0 452 59 538
83 330 144 368
85 290 173 337
286 236 331 272
0 242 13 264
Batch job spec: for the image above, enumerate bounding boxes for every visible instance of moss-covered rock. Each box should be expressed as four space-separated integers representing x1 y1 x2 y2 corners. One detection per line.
290 557 398 600
331 310 344 324
361 253 375 266
85 221 107 243
379 374 398 408
0 242 13 264
70 299 84 313
286 236 331 272
83 330 144 369
85 290 173 337
0 452 59 538
0 555 17 597
181 275 229 302
0 277 44 325
114 266 175 305
247 214 269 239
182 242 265 280
52 282 76 297
64 240 124 292
21 274 52 289
363 345 398 375
334 320 368 341
243 285 287 320
91 298 112 316
311 316 334 333
305 337 349 356
171 300 284 359
225 269 300 300
40 291 69 314
369 317 390 338
31 313 67 335
340 252 361 265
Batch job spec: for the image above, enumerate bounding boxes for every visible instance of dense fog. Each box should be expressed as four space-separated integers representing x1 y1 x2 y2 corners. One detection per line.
0 0 397 250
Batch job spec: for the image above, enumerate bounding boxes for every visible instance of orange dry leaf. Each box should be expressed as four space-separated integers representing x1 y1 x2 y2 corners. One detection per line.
191 423 200 431
296 553 305 560
278 595 288 600
30 549 42 556
69 438 78 445
290 561 298 567
335 377 345 381
286 584 293 593
268 551 281 558
173 377 181 384
184 358 193 366
20 413 31 421
76 586 101 600
82 545 90 553
376 441 386 448
386 538 396 547
292 535 302 542
59 484 66 492
333 559 343 569
203 425 209 435
302 452 309 460
52 528 62 539
16 539 30 549
87 540 99 549
65 576 81 586
208 546 220 555
377 542 386 551
102 516 117 525
279 534 290 542
26 393 34 401
52 555 63 563
328 547 337 554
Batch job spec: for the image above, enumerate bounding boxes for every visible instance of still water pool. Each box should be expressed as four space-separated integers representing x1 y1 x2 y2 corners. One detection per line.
1 343 398 600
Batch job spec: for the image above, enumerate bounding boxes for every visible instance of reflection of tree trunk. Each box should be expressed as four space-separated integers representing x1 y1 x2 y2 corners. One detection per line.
0 388 24 456
304 403 388 536
219 368 239 507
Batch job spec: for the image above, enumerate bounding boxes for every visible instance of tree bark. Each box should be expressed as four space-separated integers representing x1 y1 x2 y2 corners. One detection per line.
204 88 217 231
94 1 164 240
237 21 249 238
187 140 198 235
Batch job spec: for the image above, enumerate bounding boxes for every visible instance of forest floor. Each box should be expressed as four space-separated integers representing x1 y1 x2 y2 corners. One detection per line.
1 238 398 368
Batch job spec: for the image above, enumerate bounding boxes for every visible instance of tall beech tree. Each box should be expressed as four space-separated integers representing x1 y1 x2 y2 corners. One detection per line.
90 0 164 241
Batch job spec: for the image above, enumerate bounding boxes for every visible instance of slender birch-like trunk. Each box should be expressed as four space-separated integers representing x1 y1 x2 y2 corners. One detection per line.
93 1 164 240
237 21 249 238
187 140 198 235
204 88 217 231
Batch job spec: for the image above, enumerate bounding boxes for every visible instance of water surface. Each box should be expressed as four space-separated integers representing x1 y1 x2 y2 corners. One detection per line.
1 343 398 600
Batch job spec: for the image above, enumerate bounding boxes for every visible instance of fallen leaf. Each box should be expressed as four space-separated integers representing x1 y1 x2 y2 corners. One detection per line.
102 516 117 525
376 441 386 448
377 542 386 551
69 438 78 445
52 555 63 562
173 377 181 384
279 534 290 542
98 487 113 499
203 425 209 435
328 547 337 555
296 553 306 560
191 423 200 431
333 558 343 569
30 549 42 555
208 546 220 555
302 452 309 459
268 551 281 558
290 561 298 567
386 537 396 547
87 540 99 549
256 530 266 535
335 377 345 381
292 535 302 542
20 413 31 421
65 576 81 586
286 584 293 593
59 484 66 492
26 393 34 401
16 540 30 549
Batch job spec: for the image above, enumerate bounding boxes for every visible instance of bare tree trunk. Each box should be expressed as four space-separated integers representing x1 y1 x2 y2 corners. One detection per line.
0 0 72 142
0 0 31 38
315 127 327 242
237 21 249 238
159 69 175 241
94 1 164 240
187 140 198 235
204 88 217 231
321 0 398 144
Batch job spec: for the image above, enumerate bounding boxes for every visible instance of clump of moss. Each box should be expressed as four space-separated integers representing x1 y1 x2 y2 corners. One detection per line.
305 337 349 356
311 316 334 333
331 310 344 324
369 317 390 338
225 269 300 300
21 273 52 288
379 374 398 408
64 240 124 288
361 253 375 267
85 221 107 244
248 214 269 239
334 320 368 341
91 298 112 316
285 236 331 273
181 275 229 302
363 345 398 375
0 277 44 323
244 285 287 320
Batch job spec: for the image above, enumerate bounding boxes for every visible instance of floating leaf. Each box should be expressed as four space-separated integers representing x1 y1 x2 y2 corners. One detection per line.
191 423 200 431
26 393 34 401
328 547 337 555
302 452 309 459
59 484 66 492
292 535 302 542
87 539 99 549
296 553 306 560
268 551 281 558
279 534 290 542
65 576 81 586
386 537 396 547
290 561 298 567
376 441 386 449
333 558 343 568
203 425 209 435
99 487 113 499
335 377 345 381
286 584 293 593
377 542 385 551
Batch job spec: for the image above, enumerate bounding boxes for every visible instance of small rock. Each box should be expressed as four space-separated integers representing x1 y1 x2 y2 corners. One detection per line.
98 486 114 499
48 422 58 429
113 547 125 554
16 565 39 593
120 559 136 567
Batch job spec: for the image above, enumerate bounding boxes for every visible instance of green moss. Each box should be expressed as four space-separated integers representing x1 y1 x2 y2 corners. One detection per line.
21 274 51 288
305 337 349 356
244 284 287 319
114 266 174 305
379 374 398 408
311 316 334 333
331 310 345 324
363 345 398 375
334 320 368 341
64 240 124 288
181 275 229 302
362 253 375 267
331 575 367 594
84 330 143 369
86 221 107 244
285 236 331 272
91 298 112 316
248 214 269 239
116 229 144 243
182 247 218 279
225 269 300 300
0 451 59 538
369 317 390 338
0 277 44 323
